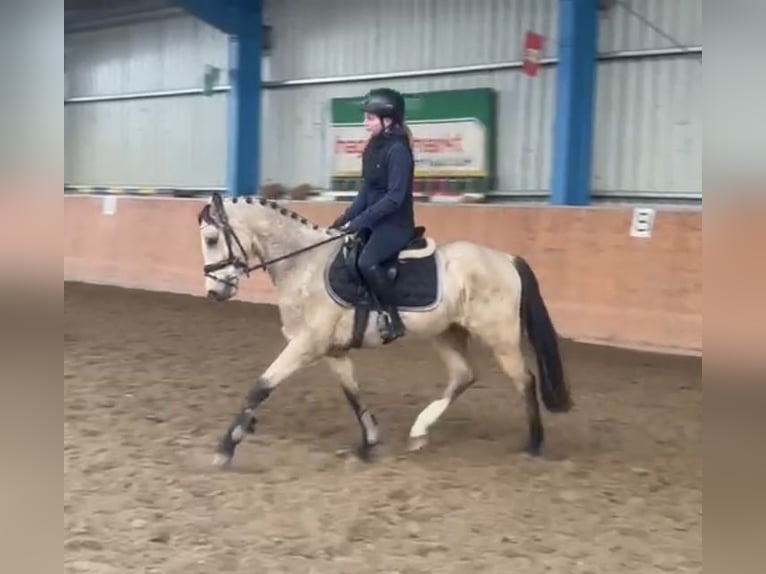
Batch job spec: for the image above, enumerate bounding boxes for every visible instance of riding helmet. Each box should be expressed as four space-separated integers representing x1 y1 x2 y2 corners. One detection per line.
361 88 406 124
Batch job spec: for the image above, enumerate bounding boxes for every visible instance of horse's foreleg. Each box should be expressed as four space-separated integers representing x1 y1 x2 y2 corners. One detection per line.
214 333 324 467
325 355 379 461
408 326 476 451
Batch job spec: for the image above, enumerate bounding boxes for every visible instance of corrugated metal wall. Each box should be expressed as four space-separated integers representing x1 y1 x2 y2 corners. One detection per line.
261 71 557 193
593 0 702 198
64 0 702 199
267 0 557 79
65 0 558 193
65 15 229 187
263 0 558 192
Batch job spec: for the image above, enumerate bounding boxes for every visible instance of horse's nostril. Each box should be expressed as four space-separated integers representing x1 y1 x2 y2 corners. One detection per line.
207 290 218 300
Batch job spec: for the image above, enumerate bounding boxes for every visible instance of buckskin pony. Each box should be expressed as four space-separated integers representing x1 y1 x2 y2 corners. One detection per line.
197 192 572 468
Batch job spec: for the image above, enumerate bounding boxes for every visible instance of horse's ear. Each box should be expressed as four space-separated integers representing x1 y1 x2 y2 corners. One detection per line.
197 203 211 225
210 191 226 221
211 191 224 211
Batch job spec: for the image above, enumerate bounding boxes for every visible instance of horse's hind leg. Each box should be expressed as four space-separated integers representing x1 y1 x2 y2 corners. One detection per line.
325 354 380 461
408 325 476 451
491 344 544 456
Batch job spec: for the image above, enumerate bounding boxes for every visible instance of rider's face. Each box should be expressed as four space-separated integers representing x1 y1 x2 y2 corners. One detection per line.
364 112 389 134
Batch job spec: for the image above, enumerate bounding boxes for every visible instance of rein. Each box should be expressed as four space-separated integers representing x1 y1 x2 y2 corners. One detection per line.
244 232 349 273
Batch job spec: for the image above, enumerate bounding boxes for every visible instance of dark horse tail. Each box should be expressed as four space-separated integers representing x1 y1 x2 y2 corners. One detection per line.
513 255 573 413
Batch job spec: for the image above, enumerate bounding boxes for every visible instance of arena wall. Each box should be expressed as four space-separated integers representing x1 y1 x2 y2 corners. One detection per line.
65 1 702 201
64 195 701 354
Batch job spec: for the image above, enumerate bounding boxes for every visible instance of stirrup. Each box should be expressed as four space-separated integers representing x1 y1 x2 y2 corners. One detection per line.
376 309 405 344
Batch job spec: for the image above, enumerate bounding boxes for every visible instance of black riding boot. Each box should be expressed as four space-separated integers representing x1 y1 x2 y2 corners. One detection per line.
364 264 406 344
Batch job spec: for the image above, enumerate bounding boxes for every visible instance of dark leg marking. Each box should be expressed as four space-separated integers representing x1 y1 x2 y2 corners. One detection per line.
451 377 477 401
525 374 544 456
247 383 273 408
217 378 273 463
342 386 378 462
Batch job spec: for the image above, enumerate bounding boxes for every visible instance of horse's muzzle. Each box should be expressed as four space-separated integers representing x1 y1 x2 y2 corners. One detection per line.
207 289 227 302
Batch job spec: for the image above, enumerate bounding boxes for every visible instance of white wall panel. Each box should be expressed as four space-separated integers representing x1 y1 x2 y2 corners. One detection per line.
598 0 701 52
264 0 558 80
65 94 227 187
65 14 227 97
592 57 701 196
65 13 229 186
593 0 702 197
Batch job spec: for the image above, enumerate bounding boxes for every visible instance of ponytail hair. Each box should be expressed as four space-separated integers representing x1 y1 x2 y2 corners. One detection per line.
363 120 413 155
402 122 414 149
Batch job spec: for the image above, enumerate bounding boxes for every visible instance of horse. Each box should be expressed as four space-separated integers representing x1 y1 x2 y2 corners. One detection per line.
197 191 573 468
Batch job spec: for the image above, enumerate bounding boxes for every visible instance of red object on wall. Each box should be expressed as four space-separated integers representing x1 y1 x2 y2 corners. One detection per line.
523 31 544 77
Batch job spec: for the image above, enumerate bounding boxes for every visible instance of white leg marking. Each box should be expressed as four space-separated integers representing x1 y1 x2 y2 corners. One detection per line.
360 411 379 444
409 398 451 438
230 425 245 442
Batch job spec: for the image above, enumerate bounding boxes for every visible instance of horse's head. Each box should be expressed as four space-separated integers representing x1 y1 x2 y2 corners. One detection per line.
197 192 254 301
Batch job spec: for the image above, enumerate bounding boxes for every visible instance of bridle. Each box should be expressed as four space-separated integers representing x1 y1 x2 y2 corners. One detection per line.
201 221 251 288
200 202 350 288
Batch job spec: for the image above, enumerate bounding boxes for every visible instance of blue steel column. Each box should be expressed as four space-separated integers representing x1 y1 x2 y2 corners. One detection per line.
550 0 598 206
227 17 262 197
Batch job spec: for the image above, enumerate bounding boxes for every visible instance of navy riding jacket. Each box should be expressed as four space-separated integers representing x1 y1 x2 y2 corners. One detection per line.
335 127 416 236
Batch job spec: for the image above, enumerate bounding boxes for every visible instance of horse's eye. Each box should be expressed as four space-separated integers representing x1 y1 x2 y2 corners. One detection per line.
205 236 219 248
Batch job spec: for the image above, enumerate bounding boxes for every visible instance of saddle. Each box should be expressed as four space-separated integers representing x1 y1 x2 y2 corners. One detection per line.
341 226 435 285
325 225 441 348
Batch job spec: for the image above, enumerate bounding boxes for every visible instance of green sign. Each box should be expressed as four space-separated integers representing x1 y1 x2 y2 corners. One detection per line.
330 88 497 194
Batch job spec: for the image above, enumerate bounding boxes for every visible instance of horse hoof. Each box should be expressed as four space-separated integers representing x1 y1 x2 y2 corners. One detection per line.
408 436 428 452
356 443 378 462
524 443 543 457
212 452 233 469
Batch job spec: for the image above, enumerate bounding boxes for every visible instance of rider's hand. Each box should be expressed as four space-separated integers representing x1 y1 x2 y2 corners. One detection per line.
329 216 345 230
343 219 362 234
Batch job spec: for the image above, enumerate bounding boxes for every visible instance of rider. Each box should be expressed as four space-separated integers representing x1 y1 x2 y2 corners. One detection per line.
330 87 416 344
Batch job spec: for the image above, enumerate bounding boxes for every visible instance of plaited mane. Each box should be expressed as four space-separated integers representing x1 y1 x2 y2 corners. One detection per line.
235 195 333 234
198 194 334 235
